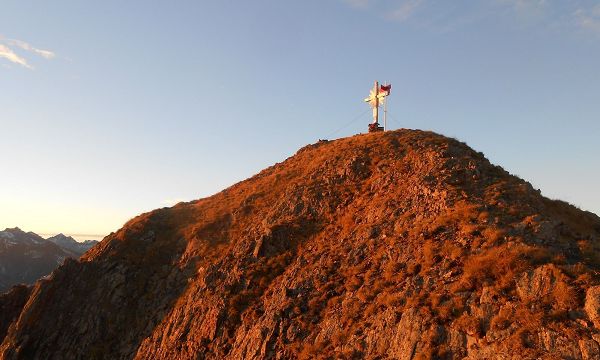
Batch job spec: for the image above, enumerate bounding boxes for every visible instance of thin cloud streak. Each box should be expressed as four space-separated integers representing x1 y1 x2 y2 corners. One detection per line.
0 36 56 69
341 0 600 38
7 39 56 59
0 44 32 69
575 4 600 34
386 0 423 22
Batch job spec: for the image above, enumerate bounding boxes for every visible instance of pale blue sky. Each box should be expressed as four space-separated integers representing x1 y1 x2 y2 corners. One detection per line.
1 1 599 239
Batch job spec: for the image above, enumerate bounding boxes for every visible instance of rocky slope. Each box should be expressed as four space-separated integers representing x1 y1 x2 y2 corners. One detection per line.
0 286 30 344
1 129 600 359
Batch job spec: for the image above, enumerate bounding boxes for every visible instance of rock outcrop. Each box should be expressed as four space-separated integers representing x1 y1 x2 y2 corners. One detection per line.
585 286 600 329
1 129 600 359
0 286 30 344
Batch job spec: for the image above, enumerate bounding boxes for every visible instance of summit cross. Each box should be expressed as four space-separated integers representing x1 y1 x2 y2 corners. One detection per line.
364 81 391 133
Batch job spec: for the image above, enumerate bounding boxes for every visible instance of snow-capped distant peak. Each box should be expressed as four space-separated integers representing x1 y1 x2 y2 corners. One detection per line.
0 231 15 239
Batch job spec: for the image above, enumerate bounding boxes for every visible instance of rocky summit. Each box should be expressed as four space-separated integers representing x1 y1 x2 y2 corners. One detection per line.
1 129 600 359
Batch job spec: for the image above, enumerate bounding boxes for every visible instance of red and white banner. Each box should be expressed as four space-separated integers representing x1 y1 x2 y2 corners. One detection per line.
379 84 391 95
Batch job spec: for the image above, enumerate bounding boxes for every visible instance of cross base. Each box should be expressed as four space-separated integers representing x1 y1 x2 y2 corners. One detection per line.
368 122 384 133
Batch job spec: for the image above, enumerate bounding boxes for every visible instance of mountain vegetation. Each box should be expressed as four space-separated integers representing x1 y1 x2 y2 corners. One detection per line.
1 130 599 359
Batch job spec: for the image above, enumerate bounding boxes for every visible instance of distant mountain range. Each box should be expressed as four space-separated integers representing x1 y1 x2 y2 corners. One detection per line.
46 233 99 255
0 228 98 293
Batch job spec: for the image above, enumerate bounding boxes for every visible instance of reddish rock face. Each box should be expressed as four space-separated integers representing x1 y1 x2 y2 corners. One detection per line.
0 285 30 343
1 129 600 359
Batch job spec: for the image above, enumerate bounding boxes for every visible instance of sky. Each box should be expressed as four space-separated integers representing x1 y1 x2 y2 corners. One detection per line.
1 0 599 240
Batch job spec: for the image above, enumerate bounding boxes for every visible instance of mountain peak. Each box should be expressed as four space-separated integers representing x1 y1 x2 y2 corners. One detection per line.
2 129 600 359
1 227 22 234
46 234 97 256
0 227 45 245
46 233 74 242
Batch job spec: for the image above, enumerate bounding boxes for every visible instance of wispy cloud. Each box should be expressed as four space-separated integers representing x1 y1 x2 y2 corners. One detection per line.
386 0 423 22
6 39 55 59
575 4 600 34
0 36 56 69
0 44 32 69
341 0 424 22
340 0 600 37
